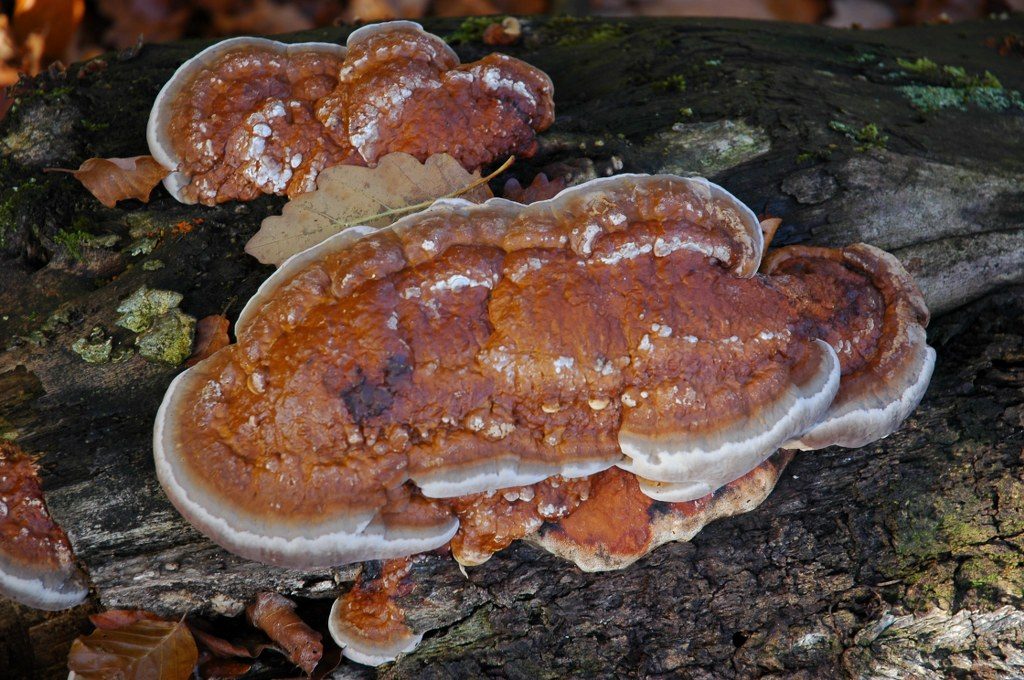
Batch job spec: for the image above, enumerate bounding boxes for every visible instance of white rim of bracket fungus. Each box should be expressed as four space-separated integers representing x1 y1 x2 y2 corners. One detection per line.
154 370 458 569
0 557 88 611
412 456 616 499
620 339 840 502
329 597 423 667
785 324 935 451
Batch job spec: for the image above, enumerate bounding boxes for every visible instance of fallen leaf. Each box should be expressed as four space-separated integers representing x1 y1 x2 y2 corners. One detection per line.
68 618 198 680
483 17 522 46
186 315 230 367
90 609 165 630
12 0 85 61
246 592 322 675
197 657 252 679
502 172 566 204
47 156 170 208
246 152 505 267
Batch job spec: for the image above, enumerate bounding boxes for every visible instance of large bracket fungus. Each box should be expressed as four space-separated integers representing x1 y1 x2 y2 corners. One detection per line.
147 21 555 205
0 442 89 610
153 173 934 664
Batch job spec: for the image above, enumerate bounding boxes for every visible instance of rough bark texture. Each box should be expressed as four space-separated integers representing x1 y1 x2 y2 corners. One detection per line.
1 14 1023 679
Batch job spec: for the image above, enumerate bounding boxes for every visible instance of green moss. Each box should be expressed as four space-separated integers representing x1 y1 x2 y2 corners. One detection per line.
545 16 626 47
445 16 506 44
654 75 687 92
54 228 92 260
678 107 694 118
116 286 183 333
828 121 888 151
135 309 195 365
897 57 938 74
0 178 47 249
80 119 110 132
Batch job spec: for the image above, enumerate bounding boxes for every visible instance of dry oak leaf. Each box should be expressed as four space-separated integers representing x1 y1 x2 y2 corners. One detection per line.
186 314 231 367
51 156 170 208
245 152 501 266
68 618 198 680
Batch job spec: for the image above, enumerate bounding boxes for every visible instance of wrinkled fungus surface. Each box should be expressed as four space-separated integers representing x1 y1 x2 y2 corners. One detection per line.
148 21 555 205
154 174 934 577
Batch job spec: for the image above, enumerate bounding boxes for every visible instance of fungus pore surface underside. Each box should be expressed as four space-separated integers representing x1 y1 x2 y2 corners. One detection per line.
147 21 555 205
154 174 935 574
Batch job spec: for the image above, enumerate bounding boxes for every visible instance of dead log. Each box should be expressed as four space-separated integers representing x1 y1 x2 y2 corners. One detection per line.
1 14 1023 678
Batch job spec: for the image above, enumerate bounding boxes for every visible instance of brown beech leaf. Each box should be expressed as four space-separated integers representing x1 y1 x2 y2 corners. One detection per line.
49 156 170 208
502 172 567 204
186 315 230 367
90 609 165 630
68 618 198 680
245 152 507 267
246 592 322 675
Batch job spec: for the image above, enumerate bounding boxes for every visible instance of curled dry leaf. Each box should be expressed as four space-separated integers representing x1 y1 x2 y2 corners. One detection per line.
186 315 231 367
90 609 164 630
48 156 170 208
246 592 323 675
245 152 501 266
67 618 198 680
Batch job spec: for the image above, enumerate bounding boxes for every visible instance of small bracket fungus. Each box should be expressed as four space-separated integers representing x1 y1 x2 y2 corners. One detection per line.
0 442 89 610
147 21 555 205
153 173 933 664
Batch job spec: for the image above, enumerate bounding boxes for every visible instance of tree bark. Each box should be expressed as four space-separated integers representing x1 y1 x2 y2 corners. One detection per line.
1 14 1023 679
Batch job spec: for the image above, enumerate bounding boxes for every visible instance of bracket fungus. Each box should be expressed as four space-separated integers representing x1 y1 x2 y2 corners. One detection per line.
0 442 88 610
153 173 933 664
147 21 555 205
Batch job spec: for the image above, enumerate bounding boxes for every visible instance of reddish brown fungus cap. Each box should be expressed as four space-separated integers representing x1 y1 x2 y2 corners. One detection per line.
147 21 555 205
762 244 935 450
532 453 793 572
153 174 933 572
0 442 88 610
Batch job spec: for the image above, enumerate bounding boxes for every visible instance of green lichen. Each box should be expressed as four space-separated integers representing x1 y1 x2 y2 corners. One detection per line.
678 107 694 118
894 58 1021 112
135 309 195 365
142 259 165 271
900 85 1024 112
127 236 158 256
116 286 183 333
445 16 506 44
704 58 722 66
72 327 113 363
653 119 771 177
